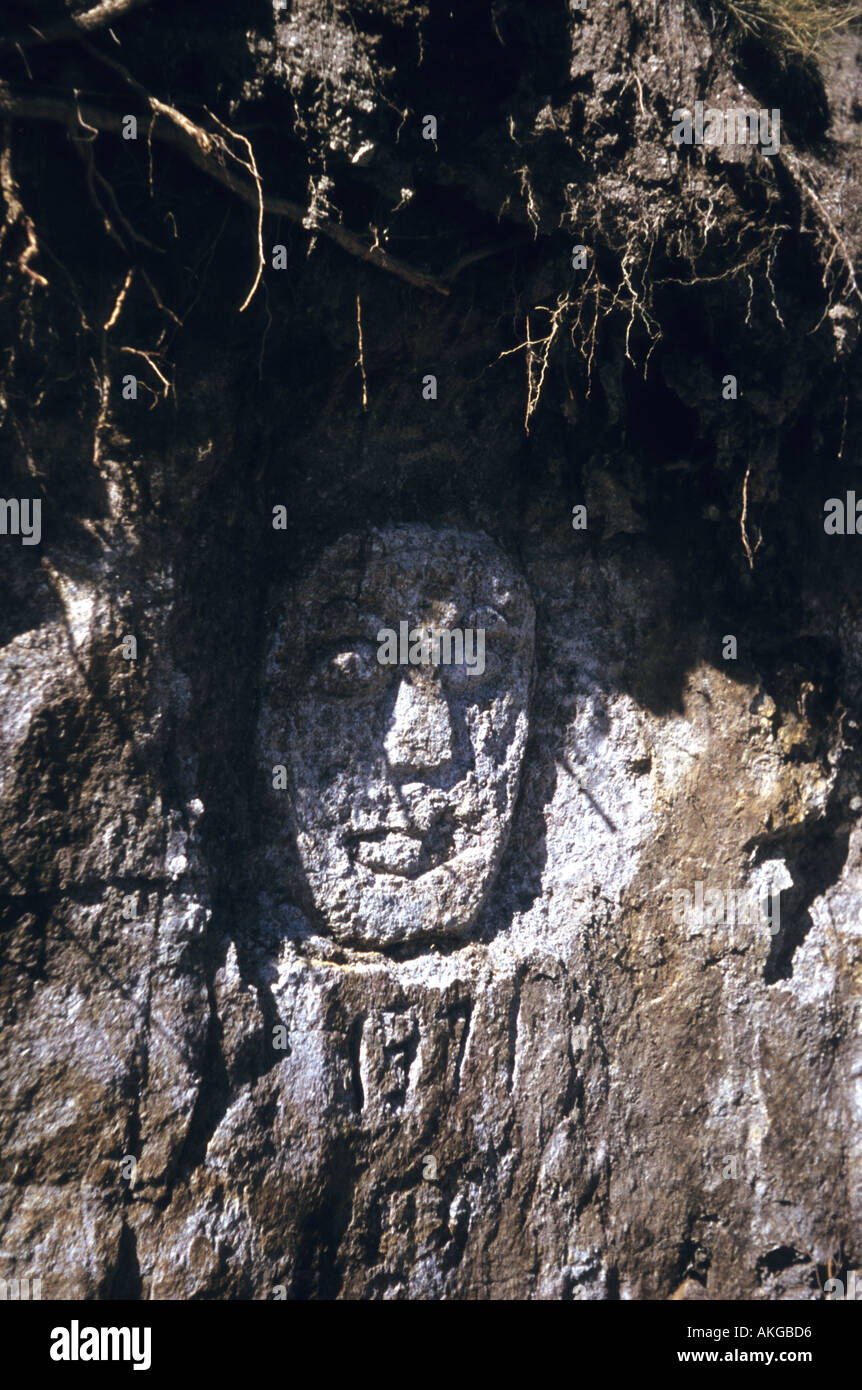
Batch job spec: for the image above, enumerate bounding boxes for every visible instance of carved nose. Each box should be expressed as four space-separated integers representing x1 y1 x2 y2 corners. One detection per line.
384 676 453 773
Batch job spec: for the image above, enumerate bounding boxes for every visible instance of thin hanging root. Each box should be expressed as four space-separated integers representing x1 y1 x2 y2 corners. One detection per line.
8 408 45 482
445 236 529 280
257 280 273 382
608 233 662 375
740 463 763 569
569 267 602 396
119 345 172 399
523 313 534 428
515 165 540 237
85 46 256 297
764 232 786 329
355 294 368 411
70 81 164 251
0 135 49 285
71 90 160 253
780 151 862 312
139 268 182 325
629 71 647 120
90 362 110 469
104 268 134 331
496 293 572 433
205 108 264 312
72 133 127 251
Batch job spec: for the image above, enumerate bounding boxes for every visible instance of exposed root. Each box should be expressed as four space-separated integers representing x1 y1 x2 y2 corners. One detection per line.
257 280 273 382
104 267 134 331
515 165 541 238
740 462 763 569
204 108 264 312
764 233 787 328
655 225 790 329
72 130 127 252
780 152 862 326
139 269 182 326
0 83 450 297
8 407 44 482
355 294 369 411
496 292 572 433
611 231 662 374
119 345 172 401
444 237 529 281
569 266 601 395
90 362 110 470
717 0 861 63
0 0 161 54
491 184 801 428
0 130 48 286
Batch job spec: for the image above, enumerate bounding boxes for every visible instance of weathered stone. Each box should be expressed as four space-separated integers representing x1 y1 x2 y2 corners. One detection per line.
0 0 861 1302
259 525 535 947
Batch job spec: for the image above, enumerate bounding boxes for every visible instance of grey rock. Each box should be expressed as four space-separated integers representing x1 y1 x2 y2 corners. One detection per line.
259 525 535 947
0 0 861 1303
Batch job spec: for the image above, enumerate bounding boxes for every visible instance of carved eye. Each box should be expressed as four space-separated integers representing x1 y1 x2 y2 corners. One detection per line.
307 642 389 697
438 622 500 687
441 649 498 687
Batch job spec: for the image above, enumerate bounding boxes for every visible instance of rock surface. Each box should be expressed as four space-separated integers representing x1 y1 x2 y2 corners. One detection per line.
259 524 535 947
0 0 861 1299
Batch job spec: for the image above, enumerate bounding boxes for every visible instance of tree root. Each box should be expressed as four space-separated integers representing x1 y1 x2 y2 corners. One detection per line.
496 292 573 433
0 0 161 55
0 127 48 286
0 83 451 297
740 462 763 570
355 294 369 411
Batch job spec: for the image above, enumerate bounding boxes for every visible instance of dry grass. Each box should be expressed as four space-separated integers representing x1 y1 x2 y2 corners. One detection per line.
719 0 862 62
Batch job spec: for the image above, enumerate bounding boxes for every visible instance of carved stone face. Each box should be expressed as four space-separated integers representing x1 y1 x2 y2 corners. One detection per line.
261 526 535 948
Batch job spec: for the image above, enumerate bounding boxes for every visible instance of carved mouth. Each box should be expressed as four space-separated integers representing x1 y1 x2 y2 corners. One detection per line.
347 824 455 879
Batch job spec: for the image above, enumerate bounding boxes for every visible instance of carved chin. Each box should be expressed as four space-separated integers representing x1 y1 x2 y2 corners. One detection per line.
303 841 500 947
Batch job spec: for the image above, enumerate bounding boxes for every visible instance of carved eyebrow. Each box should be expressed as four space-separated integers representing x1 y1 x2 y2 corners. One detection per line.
308 616 373 643
469 604 508 622
305 635 379 658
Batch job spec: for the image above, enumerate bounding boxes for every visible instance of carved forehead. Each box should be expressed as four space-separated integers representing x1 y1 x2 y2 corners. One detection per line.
293 526 534 637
